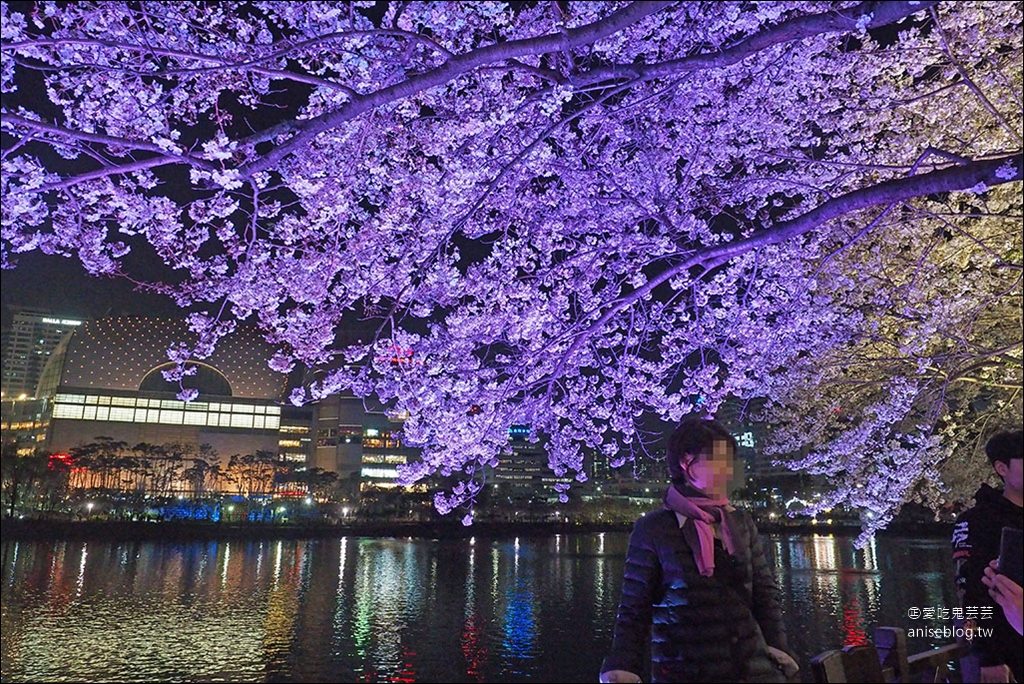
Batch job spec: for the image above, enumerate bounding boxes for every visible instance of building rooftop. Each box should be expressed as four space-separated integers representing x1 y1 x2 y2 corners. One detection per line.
54 317 288 400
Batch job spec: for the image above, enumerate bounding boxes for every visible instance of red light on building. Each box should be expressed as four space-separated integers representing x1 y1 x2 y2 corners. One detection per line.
48 453 86 473
376 345 425 366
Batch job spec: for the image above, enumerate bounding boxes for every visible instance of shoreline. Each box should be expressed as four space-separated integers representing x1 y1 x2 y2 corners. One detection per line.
1 516 952 542
0 517 632 541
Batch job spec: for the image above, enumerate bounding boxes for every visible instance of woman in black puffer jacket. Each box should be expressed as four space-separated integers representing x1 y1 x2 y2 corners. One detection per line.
600 417 797 683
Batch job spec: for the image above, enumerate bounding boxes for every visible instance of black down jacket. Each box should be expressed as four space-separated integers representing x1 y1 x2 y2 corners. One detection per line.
601 508 790 683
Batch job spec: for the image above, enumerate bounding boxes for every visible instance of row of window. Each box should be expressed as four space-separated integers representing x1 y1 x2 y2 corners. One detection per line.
54 393 282 415
52 394 281 429
279 425 310 434
363 437 402 449
363 453 407 465
317 425 364 438
361 466 400 479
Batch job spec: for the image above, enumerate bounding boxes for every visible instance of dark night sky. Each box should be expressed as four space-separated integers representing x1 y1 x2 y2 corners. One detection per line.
1 251 184 331
0 25 197 334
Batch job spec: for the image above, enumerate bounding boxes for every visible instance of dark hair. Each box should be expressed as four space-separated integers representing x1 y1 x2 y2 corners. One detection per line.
666 416 737 482
986 430 1023 469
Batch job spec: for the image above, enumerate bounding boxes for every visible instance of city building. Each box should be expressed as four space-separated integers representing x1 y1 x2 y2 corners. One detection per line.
311 393 373 479
1 307 84 397
312 393 424 492
8 314 679 513
34 316 303 463
490 425 576 504
0 395 48 455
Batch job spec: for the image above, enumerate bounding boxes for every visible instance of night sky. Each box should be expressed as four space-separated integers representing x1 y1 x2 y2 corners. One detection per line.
0 36 188 332
1 251 184 330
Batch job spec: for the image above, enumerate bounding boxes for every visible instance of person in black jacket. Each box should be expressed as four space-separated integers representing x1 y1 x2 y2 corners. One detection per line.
600 417 796 683
952 429 1023 683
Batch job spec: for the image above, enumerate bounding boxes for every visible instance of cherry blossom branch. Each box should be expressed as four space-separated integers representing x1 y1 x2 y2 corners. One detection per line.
241 1 674 174
542 153 1022 397
1 113 216 169
567 1 941 85
37 156 177 191
929 7 1023 144
4 29 454 71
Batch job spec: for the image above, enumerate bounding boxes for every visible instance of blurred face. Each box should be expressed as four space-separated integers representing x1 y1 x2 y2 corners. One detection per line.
997 457 1023 499
682 439 735 497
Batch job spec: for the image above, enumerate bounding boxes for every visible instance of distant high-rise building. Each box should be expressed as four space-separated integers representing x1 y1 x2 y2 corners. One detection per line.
489 426 575 504
1 307 84 398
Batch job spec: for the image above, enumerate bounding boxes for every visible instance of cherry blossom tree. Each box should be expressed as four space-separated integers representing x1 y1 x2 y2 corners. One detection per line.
2 1 1021 540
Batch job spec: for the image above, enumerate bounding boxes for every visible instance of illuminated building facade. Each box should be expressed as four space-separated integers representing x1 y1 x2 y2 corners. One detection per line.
0 395 47 455
359 414 418 490
1 307 84 397
491 426 575 503
312 393 368 478
312 393 422 491
278 406 314 465
35 317 302 461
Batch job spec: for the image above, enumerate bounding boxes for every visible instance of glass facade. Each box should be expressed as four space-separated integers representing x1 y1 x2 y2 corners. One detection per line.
52 393 281 430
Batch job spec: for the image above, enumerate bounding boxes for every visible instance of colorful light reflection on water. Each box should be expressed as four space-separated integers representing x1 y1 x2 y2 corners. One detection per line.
1 532 957 682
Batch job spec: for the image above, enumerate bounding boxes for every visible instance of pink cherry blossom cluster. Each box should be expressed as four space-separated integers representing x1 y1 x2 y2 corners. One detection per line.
2 1 1021 539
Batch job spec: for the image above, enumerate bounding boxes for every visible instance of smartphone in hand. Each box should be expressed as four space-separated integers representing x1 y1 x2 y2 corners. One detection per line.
998 526 1023 586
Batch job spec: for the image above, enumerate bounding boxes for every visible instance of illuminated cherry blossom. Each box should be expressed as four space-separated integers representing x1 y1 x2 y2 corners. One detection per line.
2 1 1021 540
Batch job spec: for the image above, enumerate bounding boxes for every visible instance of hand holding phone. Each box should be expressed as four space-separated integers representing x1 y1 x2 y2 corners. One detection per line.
984 560 1024 637
998 527 1023 586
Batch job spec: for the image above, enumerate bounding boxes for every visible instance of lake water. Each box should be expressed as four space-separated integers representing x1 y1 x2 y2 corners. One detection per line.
1 531 960 682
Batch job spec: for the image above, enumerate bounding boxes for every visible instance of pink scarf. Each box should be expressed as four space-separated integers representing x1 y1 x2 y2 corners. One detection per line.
664 484 736 577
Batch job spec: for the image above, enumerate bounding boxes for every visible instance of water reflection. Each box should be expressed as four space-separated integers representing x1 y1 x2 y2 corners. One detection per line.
2 532 956 683
772 533 957 669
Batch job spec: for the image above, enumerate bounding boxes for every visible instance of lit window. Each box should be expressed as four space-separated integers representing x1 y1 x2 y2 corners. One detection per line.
361 467 399 479
160 410 184 425
109 407 134 422
231 414 254 429
53 403 84 419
